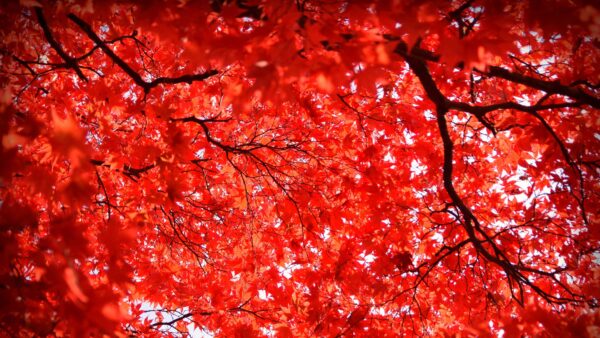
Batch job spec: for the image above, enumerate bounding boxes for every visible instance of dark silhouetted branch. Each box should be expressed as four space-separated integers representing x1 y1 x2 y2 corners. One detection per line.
67 13 218 93
486 66 600 109
35 8 87 81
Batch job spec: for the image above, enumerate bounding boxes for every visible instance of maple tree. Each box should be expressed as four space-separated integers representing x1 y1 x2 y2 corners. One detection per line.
1 0 599 336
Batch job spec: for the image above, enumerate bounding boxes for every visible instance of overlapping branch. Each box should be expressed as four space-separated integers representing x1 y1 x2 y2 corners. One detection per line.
91 159 157 182
485 66 600 109
145 299 279 333
34 7 87 81
396 40 591 306
66 13 218 93
170 114 317 230
393 39 600 109
17 9 219 94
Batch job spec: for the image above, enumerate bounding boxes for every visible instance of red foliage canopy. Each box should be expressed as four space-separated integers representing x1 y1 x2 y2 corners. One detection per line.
1 0 599 336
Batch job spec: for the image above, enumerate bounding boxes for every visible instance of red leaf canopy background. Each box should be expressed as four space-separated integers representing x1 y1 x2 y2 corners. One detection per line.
1 0 599 336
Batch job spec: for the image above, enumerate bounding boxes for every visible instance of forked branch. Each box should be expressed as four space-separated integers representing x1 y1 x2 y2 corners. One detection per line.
67 13 218 93
34 7 87 81
398 42 590 306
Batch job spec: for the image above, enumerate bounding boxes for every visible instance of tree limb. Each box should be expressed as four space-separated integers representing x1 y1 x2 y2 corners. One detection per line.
67 13 218 93
35 8 87 81
400 46 587 306
486 66 600 109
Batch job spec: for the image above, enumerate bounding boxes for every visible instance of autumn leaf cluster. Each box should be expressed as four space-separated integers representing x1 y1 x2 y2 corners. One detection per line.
0 0 599 336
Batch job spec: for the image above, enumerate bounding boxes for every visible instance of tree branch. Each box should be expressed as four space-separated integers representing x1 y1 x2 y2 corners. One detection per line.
395 43 447 109
149 312 196 328
486 66 600 109
400 47 587 306
91 159 156 182
67 13 218 93
391 40 600 109
34 8 87 81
